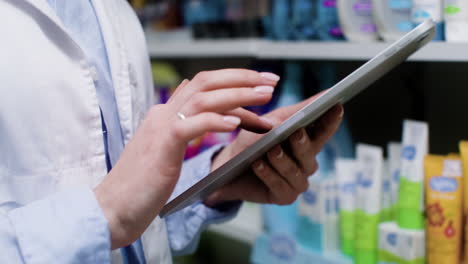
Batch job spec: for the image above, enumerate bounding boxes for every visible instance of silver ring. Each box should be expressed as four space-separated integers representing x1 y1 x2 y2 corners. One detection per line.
177 112 186 120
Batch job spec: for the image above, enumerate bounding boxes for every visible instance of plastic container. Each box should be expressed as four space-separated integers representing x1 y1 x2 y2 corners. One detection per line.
444 0 468 42
355 144 384 264
411 0 445 40
337 0 379 42
397 120 428 230
372 0 415 41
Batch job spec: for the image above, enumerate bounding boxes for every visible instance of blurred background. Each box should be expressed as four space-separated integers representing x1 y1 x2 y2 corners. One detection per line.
128 1 468 263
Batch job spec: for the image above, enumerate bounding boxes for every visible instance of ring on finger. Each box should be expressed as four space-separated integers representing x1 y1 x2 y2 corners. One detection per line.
177 112 187 120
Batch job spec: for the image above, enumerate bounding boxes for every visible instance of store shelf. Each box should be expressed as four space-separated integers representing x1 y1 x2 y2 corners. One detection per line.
146 31 468 61
208 202 262 245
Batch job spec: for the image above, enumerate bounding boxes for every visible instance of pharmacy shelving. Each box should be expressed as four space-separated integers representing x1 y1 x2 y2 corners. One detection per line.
146 31 468 62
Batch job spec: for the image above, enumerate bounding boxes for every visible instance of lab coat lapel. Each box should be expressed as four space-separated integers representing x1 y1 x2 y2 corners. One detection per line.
91 0 135 144
20 0 68 36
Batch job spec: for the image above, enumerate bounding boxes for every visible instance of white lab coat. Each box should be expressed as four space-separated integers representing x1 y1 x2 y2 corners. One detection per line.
0 0 171 262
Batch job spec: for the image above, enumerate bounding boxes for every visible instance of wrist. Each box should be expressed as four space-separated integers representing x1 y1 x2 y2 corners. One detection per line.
211 144 232 172
94 182 135 249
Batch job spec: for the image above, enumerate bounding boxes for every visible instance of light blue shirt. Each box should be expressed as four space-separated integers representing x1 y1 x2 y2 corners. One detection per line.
0 0 239 263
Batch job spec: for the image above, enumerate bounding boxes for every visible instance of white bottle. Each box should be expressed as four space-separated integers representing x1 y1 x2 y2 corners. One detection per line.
372 0 414 42
337 0 379 42
445 0 468 42
411 0 445 40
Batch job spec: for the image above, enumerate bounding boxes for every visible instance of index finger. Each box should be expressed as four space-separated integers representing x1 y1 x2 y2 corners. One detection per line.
190 69 280 91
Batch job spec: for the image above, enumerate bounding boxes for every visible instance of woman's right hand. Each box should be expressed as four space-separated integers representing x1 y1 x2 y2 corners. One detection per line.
94 69 280 249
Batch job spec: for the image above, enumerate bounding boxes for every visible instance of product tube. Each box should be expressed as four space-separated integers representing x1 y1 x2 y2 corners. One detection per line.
337 0 378 42
355 144 383 264
336 158 357 257
445 0 468 42
388 142 402 220
425 155 463 264
397 120 428 230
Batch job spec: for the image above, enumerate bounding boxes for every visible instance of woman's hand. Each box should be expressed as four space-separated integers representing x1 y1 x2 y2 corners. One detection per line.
206 96 343 207
94 69 280 249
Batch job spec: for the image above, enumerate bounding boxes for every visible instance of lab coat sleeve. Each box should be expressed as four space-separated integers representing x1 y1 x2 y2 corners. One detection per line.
1 187 111 264
166 145 242 256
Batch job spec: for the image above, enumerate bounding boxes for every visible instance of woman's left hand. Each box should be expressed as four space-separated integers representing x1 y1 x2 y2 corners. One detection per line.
205 96 343 206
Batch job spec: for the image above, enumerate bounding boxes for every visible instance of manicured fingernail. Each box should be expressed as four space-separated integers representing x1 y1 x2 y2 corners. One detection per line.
261 117 276 126
272 146 283 159
254 85 274 94
224 116 241 125
260 72 281 82
254 161 264 171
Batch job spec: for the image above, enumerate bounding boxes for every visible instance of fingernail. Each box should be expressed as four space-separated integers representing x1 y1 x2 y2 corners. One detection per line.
338 105 344 119
261 117 276 126
295 170 302 177
272 146 283 159
224 116 241 126
294 130 307 144
254 161 264 171
254 86 274 94
260 72 281 82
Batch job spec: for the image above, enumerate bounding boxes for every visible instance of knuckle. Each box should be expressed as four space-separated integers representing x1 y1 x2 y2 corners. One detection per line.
190 93 206 111
148 104 164 116
193 71 211 85
202 113 219 128
170 123 185 141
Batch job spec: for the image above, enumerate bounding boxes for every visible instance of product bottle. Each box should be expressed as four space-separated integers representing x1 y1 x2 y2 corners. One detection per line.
316 0 345 40
445 0 468 42
411 0 445 40
372 0 414 41
337 0 379 42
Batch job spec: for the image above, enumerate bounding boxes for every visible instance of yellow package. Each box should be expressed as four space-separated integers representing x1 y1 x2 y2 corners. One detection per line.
460 142 468 261
425 155 463 264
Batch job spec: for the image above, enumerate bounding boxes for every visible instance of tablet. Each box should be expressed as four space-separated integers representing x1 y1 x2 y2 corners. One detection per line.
160 20 436 217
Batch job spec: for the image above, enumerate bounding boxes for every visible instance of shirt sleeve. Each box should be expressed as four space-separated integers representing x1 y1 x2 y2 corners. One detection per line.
165 145 242 256
1 186 111 264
